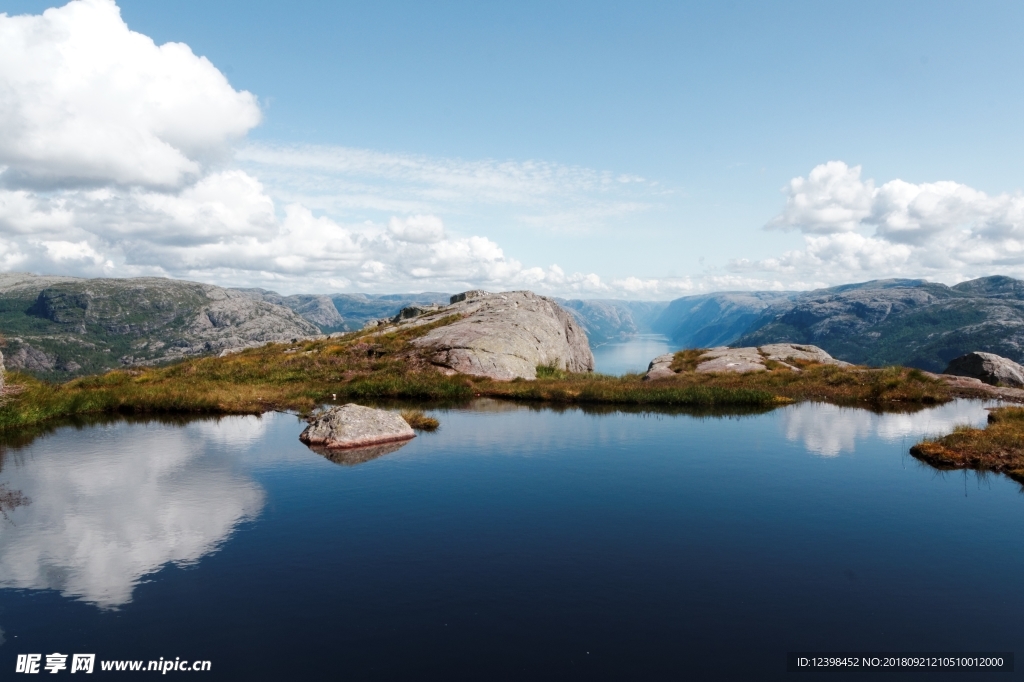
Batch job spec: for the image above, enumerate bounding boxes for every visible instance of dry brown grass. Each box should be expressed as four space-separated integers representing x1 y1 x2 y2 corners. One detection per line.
911 406 1024 480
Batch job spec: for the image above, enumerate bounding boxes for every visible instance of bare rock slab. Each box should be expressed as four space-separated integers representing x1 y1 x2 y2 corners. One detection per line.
642 343 849 379
696 347 767 373
299 404 415 450
944 351 1024 388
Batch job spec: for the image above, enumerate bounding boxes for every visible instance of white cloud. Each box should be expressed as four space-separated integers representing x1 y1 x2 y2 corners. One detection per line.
388 214 445 243
0 0 260 188
733 161 1024 288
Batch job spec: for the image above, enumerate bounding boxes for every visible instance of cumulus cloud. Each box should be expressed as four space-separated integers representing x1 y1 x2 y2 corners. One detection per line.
0 0 260 188
733 161 1024 288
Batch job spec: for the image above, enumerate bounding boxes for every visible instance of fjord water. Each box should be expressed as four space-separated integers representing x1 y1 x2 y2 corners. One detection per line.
0 400 1021 680
591 333 673 375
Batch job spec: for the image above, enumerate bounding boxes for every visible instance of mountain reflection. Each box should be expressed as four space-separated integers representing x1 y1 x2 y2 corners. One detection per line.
0 418 265 609
779 400 996 457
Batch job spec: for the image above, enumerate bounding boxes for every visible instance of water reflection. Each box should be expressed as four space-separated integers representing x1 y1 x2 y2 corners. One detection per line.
779 400 997 457
308 440 411 466
0 420 265 609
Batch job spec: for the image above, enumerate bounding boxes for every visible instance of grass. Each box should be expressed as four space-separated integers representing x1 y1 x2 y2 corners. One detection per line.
911 406 1024 481
400 409 440 431
0 331 961 437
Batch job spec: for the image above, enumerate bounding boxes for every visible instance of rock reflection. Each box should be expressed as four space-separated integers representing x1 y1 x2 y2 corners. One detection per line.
780 400 996 457
0 420 265 609
307 440 411 466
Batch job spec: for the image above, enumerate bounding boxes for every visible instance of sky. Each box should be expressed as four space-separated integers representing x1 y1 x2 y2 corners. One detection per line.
1 0 1024 298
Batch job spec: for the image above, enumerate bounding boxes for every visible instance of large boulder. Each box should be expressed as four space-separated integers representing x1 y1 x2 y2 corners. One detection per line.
411 291 594 380
943 351 1024 388
299 404 415 449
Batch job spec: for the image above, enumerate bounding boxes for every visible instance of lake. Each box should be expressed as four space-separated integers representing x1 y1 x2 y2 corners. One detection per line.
0 399 1020 680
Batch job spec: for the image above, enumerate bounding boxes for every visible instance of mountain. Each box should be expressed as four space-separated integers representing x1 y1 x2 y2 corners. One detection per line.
556 299 669 345
0 273 319 380
329 292 451 330
736 277 1024 371
233 289 346 332
650 291 797 348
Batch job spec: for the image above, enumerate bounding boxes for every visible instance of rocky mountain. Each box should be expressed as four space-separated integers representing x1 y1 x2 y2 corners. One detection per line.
556 299 669 344
650 291 796 348
233 289 346 332
735 277 1024 371
0 273 319 380
329 292 451 331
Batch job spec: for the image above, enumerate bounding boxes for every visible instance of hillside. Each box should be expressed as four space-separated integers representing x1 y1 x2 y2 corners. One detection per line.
650 291 796 348
735 277 1024 371
557 299 668 344
0 273 319 381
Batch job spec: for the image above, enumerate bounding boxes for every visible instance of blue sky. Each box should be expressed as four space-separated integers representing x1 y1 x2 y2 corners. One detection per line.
1 0 1023 297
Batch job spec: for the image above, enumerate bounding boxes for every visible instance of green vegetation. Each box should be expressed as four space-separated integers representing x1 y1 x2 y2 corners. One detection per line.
0 328 961 437
400 409 440 431
911 407 1024 481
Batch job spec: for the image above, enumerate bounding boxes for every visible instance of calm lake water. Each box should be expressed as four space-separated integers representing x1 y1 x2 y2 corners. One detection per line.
591 333 674 375
0 399 1020 680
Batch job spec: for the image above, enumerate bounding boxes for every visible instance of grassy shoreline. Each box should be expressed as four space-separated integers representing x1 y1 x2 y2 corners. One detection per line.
911 407 1024 482
0 323 961 435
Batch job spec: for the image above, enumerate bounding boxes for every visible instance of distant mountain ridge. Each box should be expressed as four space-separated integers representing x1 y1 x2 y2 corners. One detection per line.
0 273 320 380
735 276 1024 371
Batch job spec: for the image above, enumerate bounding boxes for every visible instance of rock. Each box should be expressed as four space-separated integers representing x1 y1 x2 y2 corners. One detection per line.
0 349 4 392
943 351 1024 388
450 290 488 304
695 347 767 373
643 353 676 381
759 343 852 367
5 344 57 372
299 404 415 449
641 343 849 378
410 290 594 380
394 304 443 321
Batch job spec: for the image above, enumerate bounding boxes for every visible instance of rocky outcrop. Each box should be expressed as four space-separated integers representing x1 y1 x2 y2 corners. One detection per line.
409 290 594 380
299 404 415 450
944 351 1024 388
644 353 676 380
643 343 848 379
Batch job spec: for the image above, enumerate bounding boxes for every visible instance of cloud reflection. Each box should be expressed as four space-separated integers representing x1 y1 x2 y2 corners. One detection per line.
780 400 996 457
0 420 265 609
